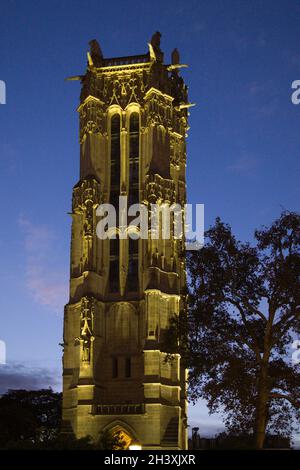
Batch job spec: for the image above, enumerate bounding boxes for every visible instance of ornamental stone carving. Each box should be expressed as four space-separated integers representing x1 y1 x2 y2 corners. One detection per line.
72 177 101 214
79 296 95 363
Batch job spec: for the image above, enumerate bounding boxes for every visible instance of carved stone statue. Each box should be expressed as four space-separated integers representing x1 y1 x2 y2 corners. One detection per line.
83 201 93 237
171 48 180 65
150 31 163 62
89 39 103 67
80 297 95 363
151 31 161 50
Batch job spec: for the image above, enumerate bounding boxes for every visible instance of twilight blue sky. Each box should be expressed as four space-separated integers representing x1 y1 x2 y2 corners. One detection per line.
0 0 300 439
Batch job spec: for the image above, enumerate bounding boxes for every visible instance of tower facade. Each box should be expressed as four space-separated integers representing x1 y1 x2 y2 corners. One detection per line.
62 33 190 450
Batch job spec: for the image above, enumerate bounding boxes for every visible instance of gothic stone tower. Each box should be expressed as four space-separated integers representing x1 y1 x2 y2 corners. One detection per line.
62 33 190 450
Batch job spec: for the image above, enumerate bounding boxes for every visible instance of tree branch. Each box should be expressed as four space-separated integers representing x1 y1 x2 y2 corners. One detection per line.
238 298 267 321
270 392 300 409
224 296 262 363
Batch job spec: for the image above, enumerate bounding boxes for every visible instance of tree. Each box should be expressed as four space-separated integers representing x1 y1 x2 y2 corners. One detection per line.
214 431 290 449
187 211 300 449
0 403 38 447
0 388 127 449
0 389 61 447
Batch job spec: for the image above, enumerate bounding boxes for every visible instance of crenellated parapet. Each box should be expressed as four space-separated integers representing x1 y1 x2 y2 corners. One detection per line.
76 33 190 117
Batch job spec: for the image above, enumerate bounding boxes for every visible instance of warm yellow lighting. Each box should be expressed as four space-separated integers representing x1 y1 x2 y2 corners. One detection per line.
129 441 142 450
63 35 190 450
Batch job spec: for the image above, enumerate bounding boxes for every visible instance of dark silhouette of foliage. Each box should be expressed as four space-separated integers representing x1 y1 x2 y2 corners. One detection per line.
187 211 300 449
0 403 38 446
0 388 62 447
0 389 127 449
2 433 96 450
214 431 290 449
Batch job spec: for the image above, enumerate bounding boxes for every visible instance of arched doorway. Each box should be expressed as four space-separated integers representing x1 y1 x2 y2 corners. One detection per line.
109 425 132 449
100 421 140 450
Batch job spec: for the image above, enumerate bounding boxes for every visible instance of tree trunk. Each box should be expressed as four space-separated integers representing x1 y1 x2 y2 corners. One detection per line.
254 365 269 449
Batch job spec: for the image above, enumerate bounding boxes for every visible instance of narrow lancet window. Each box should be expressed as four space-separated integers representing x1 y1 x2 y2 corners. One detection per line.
125 357 131 378
110 114 120 219
127 236 138 292
109 235 119 292
128 112 139 206
112 357 118 378
109 114 121 292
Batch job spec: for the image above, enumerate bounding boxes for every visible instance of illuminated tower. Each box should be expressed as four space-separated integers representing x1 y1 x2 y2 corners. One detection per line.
62 33 190 450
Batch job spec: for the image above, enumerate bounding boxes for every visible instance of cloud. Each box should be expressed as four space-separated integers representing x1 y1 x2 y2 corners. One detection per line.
0 363 61 395
18 215 55 250
18 216 68 313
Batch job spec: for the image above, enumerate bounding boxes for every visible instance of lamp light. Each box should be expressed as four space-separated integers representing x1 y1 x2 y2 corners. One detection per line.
129 441 142 450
